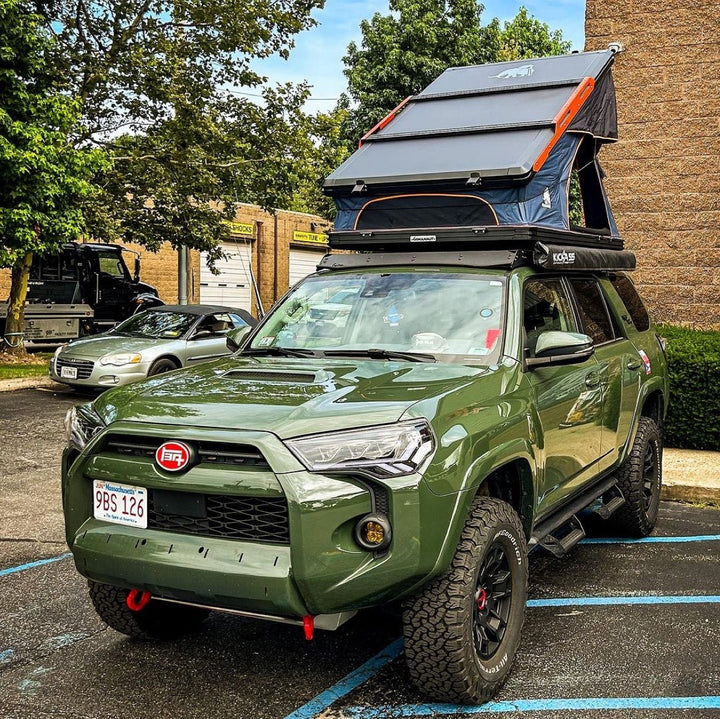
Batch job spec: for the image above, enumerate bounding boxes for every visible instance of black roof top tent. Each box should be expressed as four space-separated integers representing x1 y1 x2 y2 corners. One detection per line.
322 49 626 263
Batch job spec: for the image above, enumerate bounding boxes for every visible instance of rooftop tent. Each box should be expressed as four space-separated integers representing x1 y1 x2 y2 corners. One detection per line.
324 50 620 239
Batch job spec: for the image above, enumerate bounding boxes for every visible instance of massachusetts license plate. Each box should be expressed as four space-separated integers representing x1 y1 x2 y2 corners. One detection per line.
93 480 147 528
60 365 78 379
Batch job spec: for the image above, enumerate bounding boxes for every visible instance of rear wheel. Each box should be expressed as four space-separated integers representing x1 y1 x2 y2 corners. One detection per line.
611 416 662 537
88 581 208 639
402 497 528 704
148 357 179 377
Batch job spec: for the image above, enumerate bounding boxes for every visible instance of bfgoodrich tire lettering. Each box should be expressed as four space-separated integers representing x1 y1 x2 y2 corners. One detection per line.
88 581 208 639
611 416 662 537
402 496 528 704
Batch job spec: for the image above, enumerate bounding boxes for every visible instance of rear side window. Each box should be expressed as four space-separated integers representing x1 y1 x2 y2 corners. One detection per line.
611 274 650 331
568 278 615 345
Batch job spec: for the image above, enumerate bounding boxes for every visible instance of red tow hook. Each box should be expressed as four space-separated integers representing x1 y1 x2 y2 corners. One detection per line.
126 588 152 612
303 615 315 641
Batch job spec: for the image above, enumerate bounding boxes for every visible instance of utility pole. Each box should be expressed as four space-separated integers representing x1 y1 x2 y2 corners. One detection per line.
178 245 188 304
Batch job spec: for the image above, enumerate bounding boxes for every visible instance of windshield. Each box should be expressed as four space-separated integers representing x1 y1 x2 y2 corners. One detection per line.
249 270 506 364
112 310 197 339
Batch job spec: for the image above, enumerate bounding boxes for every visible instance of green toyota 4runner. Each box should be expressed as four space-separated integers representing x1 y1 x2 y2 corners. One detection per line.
62 250 667 704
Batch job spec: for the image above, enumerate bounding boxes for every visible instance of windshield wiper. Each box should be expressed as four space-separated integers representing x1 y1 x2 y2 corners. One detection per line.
242 346 323 358
322 348 436 363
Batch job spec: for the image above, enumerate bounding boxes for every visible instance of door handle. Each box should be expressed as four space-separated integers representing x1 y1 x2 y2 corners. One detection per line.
626 359 642 371
585 373 601 388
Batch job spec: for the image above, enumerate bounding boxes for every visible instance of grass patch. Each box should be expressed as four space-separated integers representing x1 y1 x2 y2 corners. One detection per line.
0 352 52 380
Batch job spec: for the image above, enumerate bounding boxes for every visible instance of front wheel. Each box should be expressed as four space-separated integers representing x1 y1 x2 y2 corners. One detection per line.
88 581 208 639
403 497 528 704
148 357 179 377
611 416 662 537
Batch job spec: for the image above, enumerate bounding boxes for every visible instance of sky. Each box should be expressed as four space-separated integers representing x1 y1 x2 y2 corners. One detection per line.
251 0 587 113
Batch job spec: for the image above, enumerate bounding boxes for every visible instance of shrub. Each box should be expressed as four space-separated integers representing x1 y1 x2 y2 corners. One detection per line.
656 324 720 451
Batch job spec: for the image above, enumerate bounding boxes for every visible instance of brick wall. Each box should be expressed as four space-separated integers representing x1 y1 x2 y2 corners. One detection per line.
585 1 720 329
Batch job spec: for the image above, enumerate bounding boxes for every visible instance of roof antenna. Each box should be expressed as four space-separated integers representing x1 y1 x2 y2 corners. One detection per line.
608 42 625 54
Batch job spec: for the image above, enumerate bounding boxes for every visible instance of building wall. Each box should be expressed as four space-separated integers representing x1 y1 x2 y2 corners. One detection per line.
585 1 720 329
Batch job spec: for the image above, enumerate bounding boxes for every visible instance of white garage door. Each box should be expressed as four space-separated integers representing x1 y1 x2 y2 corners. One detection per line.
200 241 253 310
289 248 324 288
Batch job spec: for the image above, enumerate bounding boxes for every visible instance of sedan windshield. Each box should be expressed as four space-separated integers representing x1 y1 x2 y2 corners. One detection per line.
249 270 506 364
112 310 197 339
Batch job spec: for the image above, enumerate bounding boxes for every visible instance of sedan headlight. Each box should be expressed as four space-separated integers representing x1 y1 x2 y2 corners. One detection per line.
285 420 435 478
99 352 142 366
64 404 105 449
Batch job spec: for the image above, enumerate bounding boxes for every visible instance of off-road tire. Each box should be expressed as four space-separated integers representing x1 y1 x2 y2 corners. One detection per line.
88 581 208 639
148 357 179 377
610 416 662 537
402 497 528 704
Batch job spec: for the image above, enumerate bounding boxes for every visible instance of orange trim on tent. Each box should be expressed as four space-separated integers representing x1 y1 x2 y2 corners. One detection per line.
532 77 595 173
359 96 413 148
353 193 499 230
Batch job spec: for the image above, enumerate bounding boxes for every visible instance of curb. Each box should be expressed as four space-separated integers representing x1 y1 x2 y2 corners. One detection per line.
661 482 720 506
0 376 65 393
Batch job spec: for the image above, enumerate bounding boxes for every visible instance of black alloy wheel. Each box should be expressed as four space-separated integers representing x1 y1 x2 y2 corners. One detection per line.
473 542 513 660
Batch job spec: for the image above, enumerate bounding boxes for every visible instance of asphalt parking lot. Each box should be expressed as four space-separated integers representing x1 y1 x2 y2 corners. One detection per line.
1 386 719 719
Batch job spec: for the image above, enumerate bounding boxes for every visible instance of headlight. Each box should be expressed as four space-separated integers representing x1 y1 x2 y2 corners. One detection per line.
64 404 105 449
99 352 142 366
285 420 435 478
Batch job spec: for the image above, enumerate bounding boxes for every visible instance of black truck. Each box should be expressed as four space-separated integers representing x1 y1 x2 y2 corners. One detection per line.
0 242 162 342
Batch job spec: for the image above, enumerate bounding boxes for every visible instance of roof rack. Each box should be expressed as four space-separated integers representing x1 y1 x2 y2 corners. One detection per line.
318 243 635 274
328 224 622 252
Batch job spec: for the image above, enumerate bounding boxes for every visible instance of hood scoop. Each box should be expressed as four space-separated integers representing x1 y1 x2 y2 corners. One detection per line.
220 368 333 385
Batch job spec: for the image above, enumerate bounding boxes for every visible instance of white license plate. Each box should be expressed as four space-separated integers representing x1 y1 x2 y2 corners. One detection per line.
93 480 147 528
60 366 78 379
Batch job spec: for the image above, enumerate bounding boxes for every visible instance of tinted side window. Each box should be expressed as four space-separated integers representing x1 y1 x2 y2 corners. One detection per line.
523 278 577 356
569 278 615 345
611 274 650 331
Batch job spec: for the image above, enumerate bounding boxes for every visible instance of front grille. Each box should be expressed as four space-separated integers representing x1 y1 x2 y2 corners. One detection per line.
56 357 94 379
148 492 290 543
104 435 270 469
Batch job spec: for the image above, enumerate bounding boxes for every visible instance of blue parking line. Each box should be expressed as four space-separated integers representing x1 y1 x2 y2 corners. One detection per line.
527 594 720 607
284 591 720 718
0 552 72 578
283 638 404 719
582 534 720 544
341 696 720 716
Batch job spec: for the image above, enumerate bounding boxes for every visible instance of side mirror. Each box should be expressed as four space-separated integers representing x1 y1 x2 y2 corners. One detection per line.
133 257 141 283
226 325 252 352
525 331 594 369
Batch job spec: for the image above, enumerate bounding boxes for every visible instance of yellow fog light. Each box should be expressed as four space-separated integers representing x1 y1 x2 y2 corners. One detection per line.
354 513 392 551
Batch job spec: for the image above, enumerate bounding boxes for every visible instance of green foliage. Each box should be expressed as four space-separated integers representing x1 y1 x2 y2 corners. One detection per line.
657 324 720 451
339 2 572 147
30 0 331 256
0 0 104 268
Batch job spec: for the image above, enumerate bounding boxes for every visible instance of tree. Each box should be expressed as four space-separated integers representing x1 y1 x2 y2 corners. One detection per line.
339 2 571 147
0 0 104 354
32 0 329 259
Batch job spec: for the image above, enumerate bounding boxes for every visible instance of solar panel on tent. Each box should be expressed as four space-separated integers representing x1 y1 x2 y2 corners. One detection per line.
323 50 616 191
